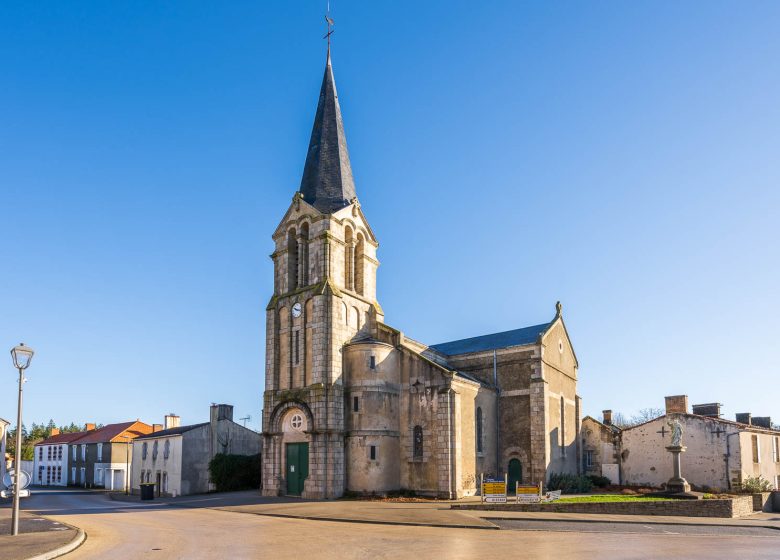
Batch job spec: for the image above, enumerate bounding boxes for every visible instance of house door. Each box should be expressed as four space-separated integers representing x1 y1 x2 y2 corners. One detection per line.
508 459 522 492
285 442 309 496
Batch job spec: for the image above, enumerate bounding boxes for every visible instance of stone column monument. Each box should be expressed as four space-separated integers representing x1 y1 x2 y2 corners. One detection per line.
665 418 691 493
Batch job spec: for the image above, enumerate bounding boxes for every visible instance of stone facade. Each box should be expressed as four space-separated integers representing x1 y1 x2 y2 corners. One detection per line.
617 404 780 492
260 54 582 499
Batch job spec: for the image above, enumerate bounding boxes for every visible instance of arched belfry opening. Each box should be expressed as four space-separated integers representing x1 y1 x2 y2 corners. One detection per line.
355 233 365 295
287 228 298 291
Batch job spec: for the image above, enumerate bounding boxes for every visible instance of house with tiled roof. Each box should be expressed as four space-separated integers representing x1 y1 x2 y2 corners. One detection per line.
34 420 153 489
32 428 89 487
591 395 780 492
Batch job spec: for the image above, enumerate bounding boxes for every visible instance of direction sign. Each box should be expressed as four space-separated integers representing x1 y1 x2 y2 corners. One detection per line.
2 469 31 491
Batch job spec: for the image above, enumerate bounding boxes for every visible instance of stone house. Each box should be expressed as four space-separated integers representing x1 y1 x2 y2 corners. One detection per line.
131 405 261 497
581 411 621 484
261 51 581 499
613 396 780 491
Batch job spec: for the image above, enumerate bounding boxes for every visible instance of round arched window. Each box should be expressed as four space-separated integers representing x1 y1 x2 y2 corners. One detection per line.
291 414 303 431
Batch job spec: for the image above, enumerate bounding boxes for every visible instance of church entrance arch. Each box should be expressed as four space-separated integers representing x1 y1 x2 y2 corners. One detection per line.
275 406 311 496
507 459 522 493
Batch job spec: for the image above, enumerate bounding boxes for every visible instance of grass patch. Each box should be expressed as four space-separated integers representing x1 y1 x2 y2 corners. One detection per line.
555 494 673 503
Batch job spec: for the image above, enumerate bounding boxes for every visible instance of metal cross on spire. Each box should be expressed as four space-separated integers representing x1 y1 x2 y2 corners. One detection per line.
324 1 335 53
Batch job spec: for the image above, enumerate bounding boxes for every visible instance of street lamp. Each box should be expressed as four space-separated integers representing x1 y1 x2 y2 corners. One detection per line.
9 343 34 537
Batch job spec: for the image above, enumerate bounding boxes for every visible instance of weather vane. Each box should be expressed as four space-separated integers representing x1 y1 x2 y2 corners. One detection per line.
324 1 334 51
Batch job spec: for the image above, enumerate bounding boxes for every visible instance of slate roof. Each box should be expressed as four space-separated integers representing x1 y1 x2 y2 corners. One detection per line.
299 53 357 214
430 322 553 356
134 422 209 440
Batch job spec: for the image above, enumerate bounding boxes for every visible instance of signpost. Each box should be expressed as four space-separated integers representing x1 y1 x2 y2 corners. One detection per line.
516 483 542 504
480 473 508 503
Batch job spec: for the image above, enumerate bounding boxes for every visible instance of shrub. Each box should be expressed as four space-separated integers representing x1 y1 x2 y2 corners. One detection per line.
739 476 773 493
208 453 261 492
588 475 611 488
547 472 593 494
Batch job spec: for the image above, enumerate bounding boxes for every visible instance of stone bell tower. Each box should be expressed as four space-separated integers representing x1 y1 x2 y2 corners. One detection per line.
261 51 383 498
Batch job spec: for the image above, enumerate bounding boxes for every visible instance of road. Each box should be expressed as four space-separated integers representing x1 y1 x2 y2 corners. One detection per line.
16 489 780 560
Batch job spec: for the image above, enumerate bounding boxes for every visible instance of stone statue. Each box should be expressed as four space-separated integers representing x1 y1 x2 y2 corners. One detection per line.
667 419 683 447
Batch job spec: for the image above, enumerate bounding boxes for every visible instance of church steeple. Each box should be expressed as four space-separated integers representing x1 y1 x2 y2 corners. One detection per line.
299 53 357 214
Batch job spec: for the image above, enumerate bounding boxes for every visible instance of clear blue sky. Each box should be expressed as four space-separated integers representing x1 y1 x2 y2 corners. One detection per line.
2 2 779 432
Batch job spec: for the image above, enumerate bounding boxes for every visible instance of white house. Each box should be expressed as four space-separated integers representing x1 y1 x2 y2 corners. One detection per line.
618 396 780 492
0 417 9 486
131 405 260 497
32 429 86 486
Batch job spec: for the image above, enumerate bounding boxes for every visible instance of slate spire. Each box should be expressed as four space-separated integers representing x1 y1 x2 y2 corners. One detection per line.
299 52 357 214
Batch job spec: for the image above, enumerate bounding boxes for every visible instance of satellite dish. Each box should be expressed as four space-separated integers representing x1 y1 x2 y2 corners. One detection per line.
2 469 31 490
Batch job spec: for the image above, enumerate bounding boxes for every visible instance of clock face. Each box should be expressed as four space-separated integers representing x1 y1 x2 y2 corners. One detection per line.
292 303 302 318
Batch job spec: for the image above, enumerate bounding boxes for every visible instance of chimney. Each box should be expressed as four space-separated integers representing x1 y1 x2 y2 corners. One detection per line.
752 417 772 429
85 423 96 431
210 404 234 424
152 424 163 432
50 427 60 436
664 395 689 415
602 410 613 426
736 413 752 425
164 414 181 430
692 403 722 419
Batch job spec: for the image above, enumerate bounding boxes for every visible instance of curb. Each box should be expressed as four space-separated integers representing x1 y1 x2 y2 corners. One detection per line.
481 515 780 532
25 526 87 560
214 509 501 531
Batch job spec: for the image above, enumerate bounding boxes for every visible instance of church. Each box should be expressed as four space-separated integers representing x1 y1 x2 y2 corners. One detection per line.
261 50 581 499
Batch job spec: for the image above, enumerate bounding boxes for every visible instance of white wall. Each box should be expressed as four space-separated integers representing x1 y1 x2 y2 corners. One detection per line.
621 415 733 491
0 420 8 487
32 444 69 486
131 436 183 497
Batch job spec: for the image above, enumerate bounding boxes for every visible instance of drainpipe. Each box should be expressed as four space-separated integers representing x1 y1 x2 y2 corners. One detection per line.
725 432 740 491
493 350 500 476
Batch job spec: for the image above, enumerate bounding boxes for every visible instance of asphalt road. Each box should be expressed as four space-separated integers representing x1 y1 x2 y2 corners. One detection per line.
16 489 780 560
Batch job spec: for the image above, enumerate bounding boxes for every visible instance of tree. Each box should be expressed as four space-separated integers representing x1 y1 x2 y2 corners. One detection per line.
610 408 665 429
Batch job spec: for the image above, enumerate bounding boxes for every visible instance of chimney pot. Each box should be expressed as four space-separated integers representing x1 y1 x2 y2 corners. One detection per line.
602 410 613 426
692 403 722 419
752 416 772 429
85 423 96 431
50 427 60 436
736 413 752 425
152 424 163 432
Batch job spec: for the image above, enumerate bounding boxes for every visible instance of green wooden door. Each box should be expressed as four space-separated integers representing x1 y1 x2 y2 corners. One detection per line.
286 443 309 496
507 459 522 493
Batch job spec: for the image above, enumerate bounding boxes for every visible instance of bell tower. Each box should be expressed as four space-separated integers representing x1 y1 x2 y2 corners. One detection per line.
261 52 383 498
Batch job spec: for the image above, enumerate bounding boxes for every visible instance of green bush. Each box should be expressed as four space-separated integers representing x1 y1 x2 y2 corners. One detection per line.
739 476 773 493
587 474 611 488
547 472 593 494
208 453 261 492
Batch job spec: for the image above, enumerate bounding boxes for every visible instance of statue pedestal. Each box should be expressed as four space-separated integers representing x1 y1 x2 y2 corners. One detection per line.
665 445 691 493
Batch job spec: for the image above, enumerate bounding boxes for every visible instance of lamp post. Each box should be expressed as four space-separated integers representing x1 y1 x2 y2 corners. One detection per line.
10 343 34 537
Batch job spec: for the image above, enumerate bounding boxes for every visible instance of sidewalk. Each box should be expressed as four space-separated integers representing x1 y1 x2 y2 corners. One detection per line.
0 508 82 560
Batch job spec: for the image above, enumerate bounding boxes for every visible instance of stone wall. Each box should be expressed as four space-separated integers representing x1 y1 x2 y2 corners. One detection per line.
452 496 755 518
